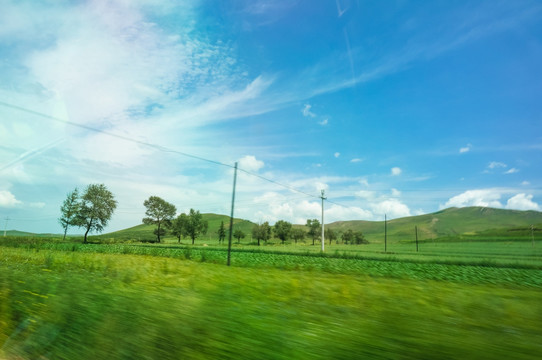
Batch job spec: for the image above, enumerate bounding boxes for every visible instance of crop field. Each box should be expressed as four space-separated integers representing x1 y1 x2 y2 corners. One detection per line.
1 236 542 359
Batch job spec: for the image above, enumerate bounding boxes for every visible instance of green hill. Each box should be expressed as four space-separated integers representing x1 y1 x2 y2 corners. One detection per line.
1 230 61 238
93 213 257 242
328 207 542 243
89 206 542 243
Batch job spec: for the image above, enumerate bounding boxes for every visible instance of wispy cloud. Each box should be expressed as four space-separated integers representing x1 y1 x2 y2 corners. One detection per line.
488 161 507 169
459 144 472 153
302 104 316 118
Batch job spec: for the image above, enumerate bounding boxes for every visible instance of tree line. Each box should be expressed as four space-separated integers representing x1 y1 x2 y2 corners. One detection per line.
60 185 367 245
251 219 368 246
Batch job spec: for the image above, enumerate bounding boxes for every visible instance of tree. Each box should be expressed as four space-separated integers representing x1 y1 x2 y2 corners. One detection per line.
252 222 271 246
274 220 292 244
341 229 354 244
142 196 177 243
291 227 306 244
354 231 368 245
233 229 246 243
325 228 337 245
217 221 226 244
76 184 117 243
170 213 188 243
306 219 321 245
59 188 80 241
185 209 208 245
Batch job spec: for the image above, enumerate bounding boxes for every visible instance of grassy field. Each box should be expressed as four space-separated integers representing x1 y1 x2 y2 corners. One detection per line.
1 235 542 359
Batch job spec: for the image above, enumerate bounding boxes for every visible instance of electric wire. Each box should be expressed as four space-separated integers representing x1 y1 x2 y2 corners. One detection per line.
0 100 321 199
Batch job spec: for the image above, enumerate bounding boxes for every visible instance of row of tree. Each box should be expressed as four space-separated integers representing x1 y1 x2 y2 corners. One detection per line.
251 219 367 245
143 196 208 244
59 187 367 245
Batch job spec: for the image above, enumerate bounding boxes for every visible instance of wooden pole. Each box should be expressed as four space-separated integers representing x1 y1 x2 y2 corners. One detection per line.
414 226 418 252
227 162 238 266
384 214 387 253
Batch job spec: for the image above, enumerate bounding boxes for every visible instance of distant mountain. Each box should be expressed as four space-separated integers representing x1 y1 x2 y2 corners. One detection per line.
327 207 542 242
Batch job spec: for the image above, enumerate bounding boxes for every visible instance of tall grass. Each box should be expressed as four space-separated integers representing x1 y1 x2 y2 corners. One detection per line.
1 247 541 359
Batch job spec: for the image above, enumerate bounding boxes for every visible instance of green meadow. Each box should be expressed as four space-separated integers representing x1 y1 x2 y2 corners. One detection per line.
1 232 542 359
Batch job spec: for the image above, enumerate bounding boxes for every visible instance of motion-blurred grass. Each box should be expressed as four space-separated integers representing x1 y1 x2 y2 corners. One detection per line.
1 245 541 359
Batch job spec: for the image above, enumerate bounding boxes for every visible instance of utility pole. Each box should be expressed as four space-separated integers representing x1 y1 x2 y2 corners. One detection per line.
414 225 418 252
384 214 387 253
320 189 326 252
227 162 238 266
3 216 9 237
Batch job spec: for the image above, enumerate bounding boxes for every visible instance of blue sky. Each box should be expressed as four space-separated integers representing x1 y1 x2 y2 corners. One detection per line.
1 0 541 234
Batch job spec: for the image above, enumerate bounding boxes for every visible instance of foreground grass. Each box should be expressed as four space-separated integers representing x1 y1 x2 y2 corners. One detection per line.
1 246 542 359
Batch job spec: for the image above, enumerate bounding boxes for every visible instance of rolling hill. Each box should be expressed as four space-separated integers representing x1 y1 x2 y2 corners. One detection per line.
6 207 541 243
327 207 542 243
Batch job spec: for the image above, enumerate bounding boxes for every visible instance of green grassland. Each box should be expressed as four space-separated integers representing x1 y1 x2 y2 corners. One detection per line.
2 207 542 358
1 235 542 359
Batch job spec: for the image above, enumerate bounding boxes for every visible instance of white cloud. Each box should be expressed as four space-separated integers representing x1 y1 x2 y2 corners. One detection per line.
0 191 22 207
506 194 539 211
302 104 316 117
334 152 340 158
325 204 372 223
238 155 264 173
391 167 402 176
29 202 46 208
391 188 401 197
355 190 375 199
350 158 362 163
521 181 530 186
359 178 369 187
444 189 503 208
318 118 328 126
459 144 472 153
505 168 519 174
488 161 507 169
370 199 411 218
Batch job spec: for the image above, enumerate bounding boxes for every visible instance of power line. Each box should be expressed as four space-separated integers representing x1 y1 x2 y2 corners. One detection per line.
0 100 321 199
237 168 320 199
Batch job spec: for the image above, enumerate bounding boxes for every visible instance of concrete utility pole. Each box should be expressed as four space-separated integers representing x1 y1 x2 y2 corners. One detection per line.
321 189 326 252
227 162 238 266
3 216 9 237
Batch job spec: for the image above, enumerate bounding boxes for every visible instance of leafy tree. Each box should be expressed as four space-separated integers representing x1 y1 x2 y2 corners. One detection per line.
252 222 271 246
142 196 177 243
325 228 337 245
170 213 188 243
306 219 321 245
217 221 226 244
354 231 368 245
59 188 80 241
341 229 354 245
76 184 117 243
274 220 292 244
185 209 208 245
233 229 246 243
291 227 306 244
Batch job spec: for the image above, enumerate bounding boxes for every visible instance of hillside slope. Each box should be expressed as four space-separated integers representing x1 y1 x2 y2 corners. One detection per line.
93 213 257 242
328 207 542 242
